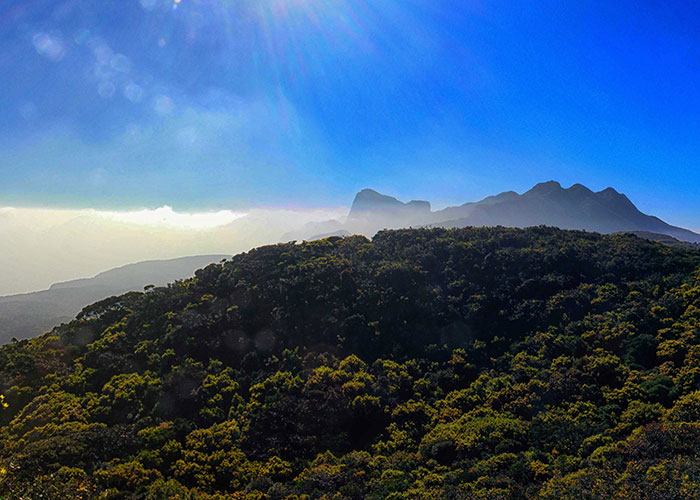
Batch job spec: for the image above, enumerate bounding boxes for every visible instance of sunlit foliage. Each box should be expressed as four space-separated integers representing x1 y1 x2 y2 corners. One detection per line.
2 227 700 498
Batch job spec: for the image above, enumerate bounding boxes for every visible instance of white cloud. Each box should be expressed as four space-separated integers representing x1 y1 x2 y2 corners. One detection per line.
97 205 246 230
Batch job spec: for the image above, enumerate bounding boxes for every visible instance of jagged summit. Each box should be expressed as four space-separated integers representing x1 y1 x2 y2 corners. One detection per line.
350 189 401 213
595 186 637 210
524 180 562 195
568 183 593 194
349 189 431 217
597 186 621 195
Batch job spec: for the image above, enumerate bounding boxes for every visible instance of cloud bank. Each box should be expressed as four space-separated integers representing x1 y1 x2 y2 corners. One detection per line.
0 205 347 296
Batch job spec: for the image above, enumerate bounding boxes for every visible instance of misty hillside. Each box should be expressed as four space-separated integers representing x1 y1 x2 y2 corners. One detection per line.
3 228 700 498
288 181 700 243
0 254 227 345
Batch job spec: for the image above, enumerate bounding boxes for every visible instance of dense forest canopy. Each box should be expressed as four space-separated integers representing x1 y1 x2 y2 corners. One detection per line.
2 226 700 499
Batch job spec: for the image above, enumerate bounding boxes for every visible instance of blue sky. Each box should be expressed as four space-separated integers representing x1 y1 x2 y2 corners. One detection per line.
1 0 699 228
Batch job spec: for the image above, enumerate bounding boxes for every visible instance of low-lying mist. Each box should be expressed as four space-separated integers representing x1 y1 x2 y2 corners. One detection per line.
0 205 347 296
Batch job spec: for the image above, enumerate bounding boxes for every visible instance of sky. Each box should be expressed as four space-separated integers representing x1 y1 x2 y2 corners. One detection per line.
1 0 700 292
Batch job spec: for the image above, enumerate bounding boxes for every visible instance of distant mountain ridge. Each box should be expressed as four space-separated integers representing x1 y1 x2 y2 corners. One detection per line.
0 255 227 345
430 181 700 242
613 230 699 249
288 181 700 243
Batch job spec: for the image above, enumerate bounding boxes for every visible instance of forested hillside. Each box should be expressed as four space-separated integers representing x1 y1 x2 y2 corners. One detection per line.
3 227 700 499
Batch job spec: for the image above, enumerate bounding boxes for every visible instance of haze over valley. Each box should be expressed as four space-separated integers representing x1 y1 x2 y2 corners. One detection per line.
0 205 346 296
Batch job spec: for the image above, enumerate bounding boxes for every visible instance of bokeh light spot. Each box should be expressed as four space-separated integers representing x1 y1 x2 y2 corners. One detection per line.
124 83 144 103
98 81 116 99
110 54 132 73
32 33 66 61
154 95 174 114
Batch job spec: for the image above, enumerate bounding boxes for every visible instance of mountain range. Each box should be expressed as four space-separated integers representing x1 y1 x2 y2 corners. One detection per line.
286 181 700 243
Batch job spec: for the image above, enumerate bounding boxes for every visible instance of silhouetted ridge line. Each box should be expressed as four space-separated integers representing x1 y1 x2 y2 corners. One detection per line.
311 181 700 244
